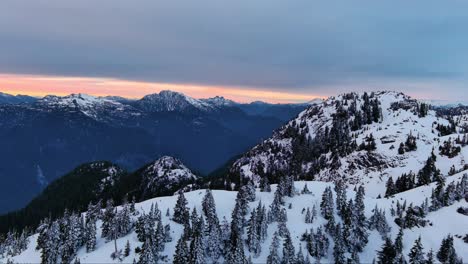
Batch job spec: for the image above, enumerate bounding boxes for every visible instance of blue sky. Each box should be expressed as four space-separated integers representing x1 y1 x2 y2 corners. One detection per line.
1 0 467 101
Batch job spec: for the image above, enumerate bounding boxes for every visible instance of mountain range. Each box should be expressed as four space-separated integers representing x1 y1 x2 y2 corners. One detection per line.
0 90 311 213
0 91 466 263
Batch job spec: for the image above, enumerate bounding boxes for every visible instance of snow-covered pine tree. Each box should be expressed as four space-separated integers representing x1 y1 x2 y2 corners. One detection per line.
282 231 296 264
84 216 97 252
333 224 346 264
305 208 312 224
320 186 334 220
385 177 397 197
243 180 256 202
376 238 396 264
256 201 268 242
101 199 115 239
296 245 305 264
138 237 158 264
246 208 261 256
173 192 190 225
189 226 205 264
408 237 425 264
269 187 284 223
266 231 281 264
173 236 189 264
225 221 246 264
302 183 312 194
394 227 404 255
334 180 347 217
352 185 369 251
124 240 131 257
260 177 271 192
437 235 462 264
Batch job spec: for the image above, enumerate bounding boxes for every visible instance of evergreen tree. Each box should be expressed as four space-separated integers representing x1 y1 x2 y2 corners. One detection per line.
408 237 425 264
101 199 115 239
246 208 261 256
320 187 334 220
124 240 131 257
269 187 284 223
173 192 190 225
437 235 461 264
260 177 271 192
138 238 158 264
173 237 189 264
266 231 281 264
302 183 312 195
377 238 396 264
282 231 296 264
335 180 347 217
333 224 346 264
189 230 205 264
385 177 397 197
85 217 97 252
394 227 404 255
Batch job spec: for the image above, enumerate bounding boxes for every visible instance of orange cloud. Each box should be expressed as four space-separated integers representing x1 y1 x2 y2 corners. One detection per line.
0 73 323 103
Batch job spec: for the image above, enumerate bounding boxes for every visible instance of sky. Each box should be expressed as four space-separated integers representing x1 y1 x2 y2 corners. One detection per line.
1 0 468 103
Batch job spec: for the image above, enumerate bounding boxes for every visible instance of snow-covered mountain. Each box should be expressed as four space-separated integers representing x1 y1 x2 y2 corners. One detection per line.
36 93 142 122
1 175 466 263
0 90 303 214
0 92 37 105
228 91 468 198
0 91 467 264
134 90 218 113
138 156 200 200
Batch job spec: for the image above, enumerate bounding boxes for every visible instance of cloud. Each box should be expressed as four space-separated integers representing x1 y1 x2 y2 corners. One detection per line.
0 0 467 99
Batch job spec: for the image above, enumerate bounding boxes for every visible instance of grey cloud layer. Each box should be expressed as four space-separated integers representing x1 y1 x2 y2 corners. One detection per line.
1 0 468 97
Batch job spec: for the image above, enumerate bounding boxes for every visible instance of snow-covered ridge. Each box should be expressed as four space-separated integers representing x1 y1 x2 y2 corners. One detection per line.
229 91 468 197
2 174 466 263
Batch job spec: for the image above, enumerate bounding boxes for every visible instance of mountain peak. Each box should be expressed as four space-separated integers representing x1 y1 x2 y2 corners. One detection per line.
201 96 237 107
228 90 446 197
139 156 199 199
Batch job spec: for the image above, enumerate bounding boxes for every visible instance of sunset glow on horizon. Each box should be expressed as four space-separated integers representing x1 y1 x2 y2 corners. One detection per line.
0 73 324 103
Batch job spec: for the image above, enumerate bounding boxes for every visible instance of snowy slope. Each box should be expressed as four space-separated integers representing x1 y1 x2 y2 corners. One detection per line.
229 91 468 198
2 174 466 263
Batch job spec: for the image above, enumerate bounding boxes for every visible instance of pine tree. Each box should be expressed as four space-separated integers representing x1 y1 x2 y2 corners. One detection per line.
260 177 271 192
350 186 368 251
296 245 305 264
189 231 205 264
408 237 425 264
246 208 261 256
124 240 131 257
385 177 397 197
377 238 396 264
173 192 190 225
225 225 246 264
394 227 404 255
85 217 97 252
101 199 115 239
334 180 347 217
173 237 189 264
320 187 334 220
305 208 312 224
266 231 281 264
138 238 157 264
333 224 346 264
269 187 284 223
426 249 435 264
282 231 296 264
437 235 461 264
302 183 312 194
